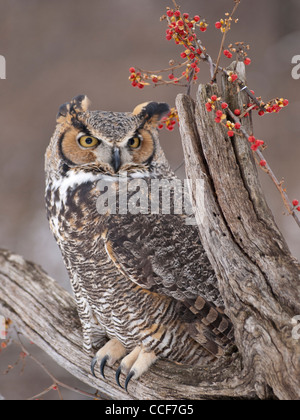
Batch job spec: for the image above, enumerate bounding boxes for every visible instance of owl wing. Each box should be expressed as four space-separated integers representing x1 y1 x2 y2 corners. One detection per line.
103 211 234 355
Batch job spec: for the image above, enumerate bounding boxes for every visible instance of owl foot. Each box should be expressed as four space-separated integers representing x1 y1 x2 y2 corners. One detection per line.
115 346 158 391
91 338 127 379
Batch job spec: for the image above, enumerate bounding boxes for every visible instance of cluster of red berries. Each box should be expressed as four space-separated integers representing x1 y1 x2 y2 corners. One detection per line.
232 95 289 118
264 98 289 114
164 9 206 83
129 7 209 91
247 136 265 151
158 107 179 131
206 95 267 152
165 9 208 43
129 67 145 89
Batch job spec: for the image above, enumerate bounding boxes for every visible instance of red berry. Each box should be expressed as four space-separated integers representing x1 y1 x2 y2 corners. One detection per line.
168 73 175 80
235 122 241 129
251 144 259 151
297 207 300 212
231 74 238 81
224 50 233 59
256 140 264 147
167 10 174 17
216 110 223 118
183 13 189 19
248 135 256 143
181 52 187 59
137 83 144 89
292 200 299 207
260 160 267 167
194 15 200 22
215 21 222 29
205 102 212 112
228 130 235 137
174 10 181 17
215 117 221 123
283 99 289 107
129 67 136 73
244 58 252 65
258 110 265 116
234 109 241 116
211 95 218 102
221 102 228 109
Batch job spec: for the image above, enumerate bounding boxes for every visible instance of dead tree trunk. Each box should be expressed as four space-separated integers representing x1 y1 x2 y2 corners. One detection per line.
0 65 299 400
176 64 300 400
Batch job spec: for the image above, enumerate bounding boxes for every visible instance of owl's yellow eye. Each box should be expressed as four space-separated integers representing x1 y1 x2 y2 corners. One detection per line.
78 135 100 149
128 136 141 149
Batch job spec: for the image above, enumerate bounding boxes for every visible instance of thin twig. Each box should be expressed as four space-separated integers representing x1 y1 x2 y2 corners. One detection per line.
14 332 100 400
212 0 241 82
174 160 185 173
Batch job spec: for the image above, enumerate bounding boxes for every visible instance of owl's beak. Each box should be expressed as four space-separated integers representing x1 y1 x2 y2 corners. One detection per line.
112 147 121 173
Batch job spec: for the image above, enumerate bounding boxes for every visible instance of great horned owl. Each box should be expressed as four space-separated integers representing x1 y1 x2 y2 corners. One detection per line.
45 95 234 390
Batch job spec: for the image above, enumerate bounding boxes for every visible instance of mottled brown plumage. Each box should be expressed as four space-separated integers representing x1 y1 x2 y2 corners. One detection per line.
45 95 234 389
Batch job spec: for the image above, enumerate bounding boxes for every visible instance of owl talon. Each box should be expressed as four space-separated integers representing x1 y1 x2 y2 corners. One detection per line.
115 366 123 388
90 356 98 377
100 355 109 379
125 371 135 392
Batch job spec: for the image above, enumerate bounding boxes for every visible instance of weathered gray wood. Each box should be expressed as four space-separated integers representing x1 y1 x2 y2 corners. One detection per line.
0 249 256 400
176 73 300 400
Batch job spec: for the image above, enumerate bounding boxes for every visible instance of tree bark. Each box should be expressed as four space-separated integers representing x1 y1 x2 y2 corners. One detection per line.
176 65 300 400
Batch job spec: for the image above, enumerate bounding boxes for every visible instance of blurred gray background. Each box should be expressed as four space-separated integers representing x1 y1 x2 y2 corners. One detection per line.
0 0 299 399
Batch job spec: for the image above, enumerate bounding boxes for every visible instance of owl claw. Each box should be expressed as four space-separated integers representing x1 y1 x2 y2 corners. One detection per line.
90 356 98 377
115 366 123 388
125 371 135 392
100 355 109 379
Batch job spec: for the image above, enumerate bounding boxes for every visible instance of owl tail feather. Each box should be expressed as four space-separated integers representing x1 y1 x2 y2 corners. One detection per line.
177 297 235 357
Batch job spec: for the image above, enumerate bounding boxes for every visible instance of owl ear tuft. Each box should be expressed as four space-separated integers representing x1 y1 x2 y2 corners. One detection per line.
56 95 91 123
133 102 170 127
